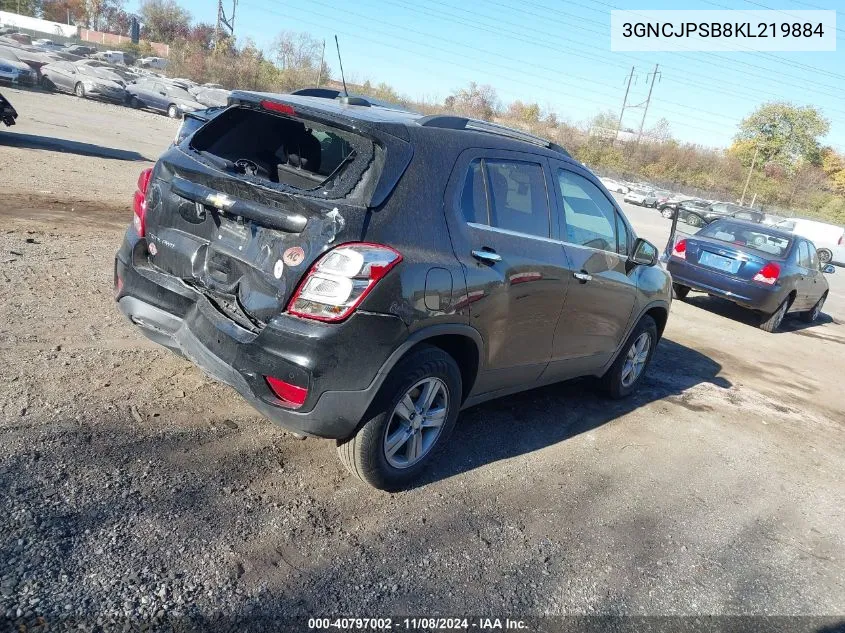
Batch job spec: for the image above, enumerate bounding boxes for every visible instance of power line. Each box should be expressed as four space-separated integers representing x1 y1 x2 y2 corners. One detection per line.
373 0 845 117
384 0 845 106
296 0 741 124
238 0 735 139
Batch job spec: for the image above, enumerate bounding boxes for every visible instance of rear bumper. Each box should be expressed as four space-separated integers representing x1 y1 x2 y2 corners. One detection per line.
667 259 785 313
114 234 409 439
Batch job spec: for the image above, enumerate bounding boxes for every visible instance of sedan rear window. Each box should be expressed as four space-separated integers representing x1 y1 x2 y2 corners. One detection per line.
699 221 792 258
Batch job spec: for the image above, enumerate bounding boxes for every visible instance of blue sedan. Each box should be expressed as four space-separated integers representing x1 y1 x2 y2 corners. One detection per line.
666 218 834 332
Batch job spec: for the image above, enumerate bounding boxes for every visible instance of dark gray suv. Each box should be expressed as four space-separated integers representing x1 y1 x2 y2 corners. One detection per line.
114 92 672 490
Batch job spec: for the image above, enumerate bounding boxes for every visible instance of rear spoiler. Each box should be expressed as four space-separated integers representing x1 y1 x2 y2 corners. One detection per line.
226 91 413 209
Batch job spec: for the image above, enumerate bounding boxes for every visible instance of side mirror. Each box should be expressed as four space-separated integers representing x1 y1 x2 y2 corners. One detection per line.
632 237 658 266
822 264 836 274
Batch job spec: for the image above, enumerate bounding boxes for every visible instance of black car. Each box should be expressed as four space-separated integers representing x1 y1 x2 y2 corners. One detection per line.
666 219 833 332
114 92 672 489
0 91 17 126
662 200 763 227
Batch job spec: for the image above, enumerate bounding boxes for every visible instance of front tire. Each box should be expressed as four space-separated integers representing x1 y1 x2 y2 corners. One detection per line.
336 345 462 491
817 249 832 264
601 315 658 399
760 297 789 332
800 293 826 323
167 104 179 118
661 208 674 219
74 82 85 98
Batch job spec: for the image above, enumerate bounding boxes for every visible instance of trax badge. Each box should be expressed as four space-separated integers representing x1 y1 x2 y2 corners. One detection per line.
205 192 234 210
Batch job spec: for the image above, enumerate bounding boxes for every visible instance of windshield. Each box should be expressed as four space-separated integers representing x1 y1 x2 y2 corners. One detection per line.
699 220 792 258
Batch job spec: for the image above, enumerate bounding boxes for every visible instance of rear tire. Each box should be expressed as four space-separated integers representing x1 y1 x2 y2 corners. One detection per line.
686 214 703 228
661 208 674 219
817 248 832 264
672 283 690 300
74 82 85 98
800 293 826 323
167 104 179 119
760 297 789 333
601 315 658 399
336 345 462 491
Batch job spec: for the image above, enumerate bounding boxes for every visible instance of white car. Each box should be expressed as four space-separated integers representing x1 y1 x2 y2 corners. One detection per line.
137 56 168 70
623 188 658 207
91 50 126 65
776 217 845 265
599 177 629 194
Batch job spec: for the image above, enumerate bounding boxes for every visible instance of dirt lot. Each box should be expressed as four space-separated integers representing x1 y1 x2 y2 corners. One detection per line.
1 87 844 630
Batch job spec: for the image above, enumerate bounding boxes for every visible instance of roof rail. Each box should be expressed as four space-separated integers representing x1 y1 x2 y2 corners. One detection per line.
417 115 570 156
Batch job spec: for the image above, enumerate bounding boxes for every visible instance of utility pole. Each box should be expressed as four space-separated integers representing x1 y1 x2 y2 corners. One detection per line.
612 66 635 147
316 39 325 87
636 63 660 145
740 144 760 206
215 0 237 50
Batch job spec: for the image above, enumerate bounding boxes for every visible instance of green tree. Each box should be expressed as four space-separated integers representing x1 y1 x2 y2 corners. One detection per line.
734 102 830 168
444 82 500 121
138 0 190 43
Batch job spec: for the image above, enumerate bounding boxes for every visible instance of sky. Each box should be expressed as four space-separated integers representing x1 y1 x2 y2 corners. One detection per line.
128 0 844 150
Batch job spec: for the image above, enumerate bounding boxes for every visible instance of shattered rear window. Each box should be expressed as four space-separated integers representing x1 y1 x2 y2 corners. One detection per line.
189 105 378 199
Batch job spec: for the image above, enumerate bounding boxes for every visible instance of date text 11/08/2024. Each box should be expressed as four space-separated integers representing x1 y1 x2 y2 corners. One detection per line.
307 617 528 630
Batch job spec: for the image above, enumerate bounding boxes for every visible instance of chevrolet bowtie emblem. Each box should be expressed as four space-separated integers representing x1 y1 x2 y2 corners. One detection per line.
206 192 234 209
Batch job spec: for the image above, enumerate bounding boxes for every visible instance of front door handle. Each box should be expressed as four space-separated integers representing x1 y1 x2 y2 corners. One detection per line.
573 270 592 283
472 249 502 264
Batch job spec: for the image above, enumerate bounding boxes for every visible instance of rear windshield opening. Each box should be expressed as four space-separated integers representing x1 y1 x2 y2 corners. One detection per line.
700 221 792 258
190 106 367 192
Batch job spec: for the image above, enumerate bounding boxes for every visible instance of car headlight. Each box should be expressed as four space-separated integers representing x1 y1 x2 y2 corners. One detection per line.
83 81 96 89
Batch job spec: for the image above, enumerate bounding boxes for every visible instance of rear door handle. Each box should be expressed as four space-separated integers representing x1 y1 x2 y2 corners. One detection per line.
573 271 592 283
472 249 502 264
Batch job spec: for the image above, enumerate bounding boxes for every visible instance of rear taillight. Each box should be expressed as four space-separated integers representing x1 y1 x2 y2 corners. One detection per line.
753 262 781 285
287 242 402 322
672 239 687 260
133 168 153 238
265 376 308 409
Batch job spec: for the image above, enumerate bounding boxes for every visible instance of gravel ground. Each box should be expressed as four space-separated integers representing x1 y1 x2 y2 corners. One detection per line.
1 87 844 632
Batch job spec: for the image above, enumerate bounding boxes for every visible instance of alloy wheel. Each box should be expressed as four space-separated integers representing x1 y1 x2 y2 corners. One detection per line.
383 377 449 469
621 332 651 388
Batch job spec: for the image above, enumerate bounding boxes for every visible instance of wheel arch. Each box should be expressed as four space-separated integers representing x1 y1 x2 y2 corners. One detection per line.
382 324 483 405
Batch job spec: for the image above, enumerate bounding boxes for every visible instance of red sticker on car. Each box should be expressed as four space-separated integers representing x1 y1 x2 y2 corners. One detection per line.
283 246 305 267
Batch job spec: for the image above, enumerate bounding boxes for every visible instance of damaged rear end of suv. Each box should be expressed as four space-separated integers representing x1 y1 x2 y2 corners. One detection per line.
115 92 464 489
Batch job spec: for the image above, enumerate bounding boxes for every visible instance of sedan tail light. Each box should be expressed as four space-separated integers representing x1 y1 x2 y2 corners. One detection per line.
753 262 781 285
671 238 687 260
287 243 402 322
133 167 153 238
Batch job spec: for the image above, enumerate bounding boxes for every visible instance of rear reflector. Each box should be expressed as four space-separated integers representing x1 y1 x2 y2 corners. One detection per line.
672 238 687 260
260 100 295 115
265 376 308 408
753 262 781 285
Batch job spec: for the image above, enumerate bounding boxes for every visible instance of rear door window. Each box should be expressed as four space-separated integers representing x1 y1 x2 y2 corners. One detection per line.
484 160 551 238
460 159 488 225
798 241 812 268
